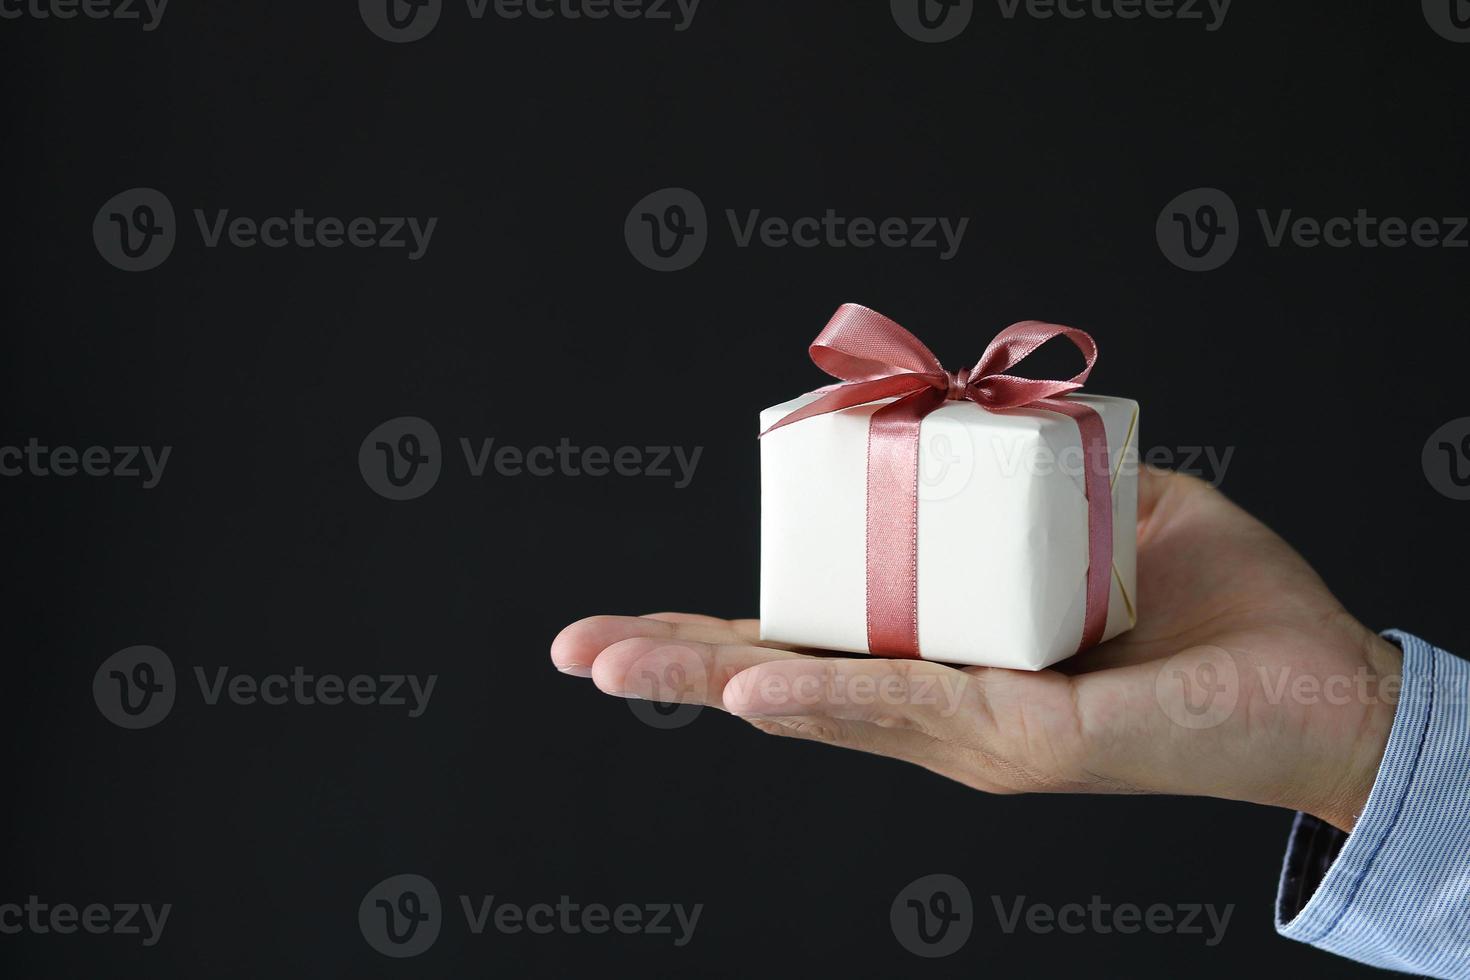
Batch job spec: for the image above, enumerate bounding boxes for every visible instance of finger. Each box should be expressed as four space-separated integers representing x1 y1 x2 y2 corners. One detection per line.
640 613 761 643
1138 464 1171 523
721 658 980 745
588 635 816 705
551 614 764 676
642 613 811 653
584 636 988 780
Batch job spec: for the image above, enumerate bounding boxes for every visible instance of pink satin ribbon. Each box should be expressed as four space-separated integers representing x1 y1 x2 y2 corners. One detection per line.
763 304 1113 660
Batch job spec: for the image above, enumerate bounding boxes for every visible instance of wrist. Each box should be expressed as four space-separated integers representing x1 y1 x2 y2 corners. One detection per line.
1305 631 1402 833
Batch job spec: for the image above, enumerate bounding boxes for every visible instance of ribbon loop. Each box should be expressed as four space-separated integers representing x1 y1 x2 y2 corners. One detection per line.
767 305 1101 427
809 304 946 382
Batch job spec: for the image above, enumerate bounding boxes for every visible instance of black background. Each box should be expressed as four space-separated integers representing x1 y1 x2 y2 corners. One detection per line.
3 0 1468 976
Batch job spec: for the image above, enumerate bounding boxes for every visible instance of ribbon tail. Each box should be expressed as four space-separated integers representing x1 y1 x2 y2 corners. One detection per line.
865 386 946 658
760 374 936 437
1039 397 1113 653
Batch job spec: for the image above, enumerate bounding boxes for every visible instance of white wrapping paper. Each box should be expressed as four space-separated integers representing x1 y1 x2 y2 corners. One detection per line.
759 393 1139 670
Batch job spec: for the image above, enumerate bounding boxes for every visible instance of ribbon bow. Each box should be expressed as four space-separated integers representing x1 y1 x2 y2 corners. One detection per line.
762 304 1112 660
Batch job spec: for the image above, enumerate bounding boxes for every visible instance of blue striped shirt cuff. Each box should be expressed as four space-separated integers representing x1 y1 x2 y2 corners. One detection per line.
1275 630 1470 977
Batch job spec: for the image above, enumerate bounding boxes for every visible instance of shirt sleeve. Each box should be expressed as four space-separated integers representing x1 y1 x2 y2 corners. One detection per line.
1275 630 1470 978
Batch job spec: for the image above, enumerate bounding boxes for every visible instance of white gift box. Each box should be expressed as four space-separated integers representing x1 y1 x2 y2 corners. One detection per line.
759 392 1139 670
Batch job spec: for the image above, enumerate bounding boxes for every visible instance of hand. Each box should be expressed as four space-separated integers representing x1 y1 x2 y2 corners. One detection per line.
551 468 1402 832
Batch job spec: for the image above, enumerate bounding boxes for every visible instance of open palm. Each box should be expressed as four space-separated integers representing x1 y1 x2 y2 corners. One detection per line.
552 468 1400 831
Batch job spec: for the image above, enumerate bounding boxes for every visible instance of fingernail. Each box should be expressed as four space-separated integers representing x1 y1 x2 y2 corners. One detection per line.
557 664 593 678
610 691 644 699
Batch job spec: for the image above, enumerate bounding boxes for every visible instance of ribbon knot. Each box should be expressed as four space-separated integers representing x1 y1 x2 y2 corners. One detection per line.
760 303 1114 662
944 367 971 400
